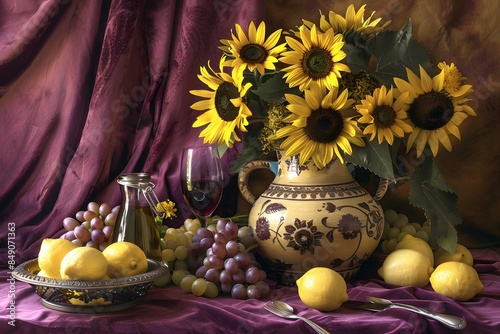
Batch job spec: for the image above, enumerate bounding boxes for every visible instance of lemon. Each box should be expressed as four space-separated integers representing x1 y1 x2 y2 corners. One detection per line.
38 238 78 279
430 261 483 301
378 248 434 288
102 241 148 278
60 247 108 280
434 244 473 267
296 267 348 311
394 234 434 267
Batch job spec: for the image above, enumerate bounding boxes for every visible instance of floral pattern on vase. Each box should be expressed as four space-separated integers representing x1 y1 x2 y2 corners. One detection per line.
239 151 386 285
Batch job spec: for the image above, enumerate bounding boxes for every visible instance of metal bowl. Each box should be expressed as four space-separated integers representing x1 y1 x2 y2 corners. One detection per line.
12 258 169 313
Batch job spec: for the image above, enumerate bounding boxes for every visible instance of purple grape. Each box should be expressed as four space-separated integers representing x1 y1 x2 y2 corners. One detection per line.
200 237 214 251
90 217 104 230
214 232 227 245
60 231 76 241
75 210 86 223
225 240 239 258
216 219 228 232
232 269 245 284
99 203 112 217
219 270 232 285
231 284 247 300
91 229 106 244
204 268 220 283
195 266 208 278
208 255 224 270
221 283 232 295
255 281 271 299
87 202 100 214
224 221 238 238
246 285 261 300
63 217 80 231
206 248 213 257
74 225 91 243
112 205 121 214
224 258 239 274
83 210 98 221
259 269 267 281
99 241 109 251
244 266 260 284
189 241 201 256
103 225 113 239
211 241 227 258
196 227 214 239
234 252 251 269
186 255 199 271
86 240 98 248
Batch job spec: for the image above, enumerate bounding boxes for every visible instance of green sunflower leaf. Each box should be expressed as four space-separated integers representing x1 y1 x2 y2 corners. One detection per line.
343 43 371 74
344 139 395 180
408 154 460 253
229 128 263 174
367 20 434 85
252 71 301 103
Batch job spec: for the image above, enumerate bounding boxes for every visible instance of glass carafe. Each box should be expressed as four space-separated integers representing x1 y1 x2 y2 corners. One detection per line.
111 173 163 261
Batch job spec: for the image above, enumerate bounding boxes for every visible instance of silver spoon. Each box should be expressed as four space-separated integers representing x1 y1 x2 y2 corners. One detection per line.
367 296 466 330
271 301 331 334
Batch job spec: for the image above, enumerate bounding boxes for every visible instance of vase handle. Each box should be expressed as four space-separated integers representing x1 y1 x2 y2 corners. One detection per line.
237 160 278 204
374 177 389 201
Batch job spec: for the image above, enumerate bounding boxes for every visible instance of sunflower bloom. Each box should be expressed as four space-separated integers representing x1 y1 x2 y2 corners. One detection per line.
271 82 364 168
394 65 476 157
280 24 350 92
437 61 474 98
219 21 286 76
304 4 390 38
356 85 413 145
190 56 253 147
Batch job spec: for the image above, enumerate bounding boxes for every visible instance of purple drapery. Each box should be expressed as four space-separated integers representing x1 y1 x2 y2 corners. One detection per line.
0 0 265 265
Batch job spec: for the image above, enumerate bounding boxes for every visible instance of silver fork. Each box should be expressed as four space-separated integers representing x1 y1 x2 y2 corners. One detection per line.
264 303 331 334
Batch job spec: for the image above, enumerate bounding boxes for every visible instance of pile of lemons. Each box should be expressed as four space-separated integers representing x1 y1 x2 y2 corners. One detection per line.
378 234 484 301
37 238 148 280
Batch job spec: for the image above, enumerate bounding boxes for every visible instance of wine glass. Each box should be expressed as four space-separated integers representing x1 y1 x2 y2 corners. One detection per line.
180 145 223 227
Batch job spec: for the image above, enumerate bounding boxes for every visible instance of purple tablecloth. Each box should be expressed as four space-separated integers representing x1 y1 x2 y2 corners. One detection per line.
1 248 499 334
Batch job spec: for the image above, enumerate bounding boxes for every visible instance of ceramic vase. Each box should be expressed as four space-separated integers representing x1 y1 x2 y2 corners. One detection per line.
238 151 387 285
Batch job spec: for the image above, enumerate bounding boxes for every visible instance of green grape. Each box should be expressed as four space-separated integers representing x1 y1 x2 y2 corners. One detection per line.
162 249 176 263
164 239 179 251
176 233 189 247
180 275 197 292
384 209 399 225
203 281 219 298
393 218 408 230
397 213 409 224
387 227 400 240
173 260 189 272
387 238 398 252
410 222 422 231
172 270 188 286
415 230 429 242
191 278 208 296
174 245 188 261
154 272 172 287
397 231 409 242
401 224 417 236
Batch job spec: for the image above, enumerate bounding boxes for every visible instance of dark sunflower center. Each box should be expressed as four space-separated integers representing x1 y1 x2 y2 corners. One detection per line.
373 106 396 127
215 82 239 121
408 91 454 130
240 44 267 64
302 47 333 79
305 108 344 143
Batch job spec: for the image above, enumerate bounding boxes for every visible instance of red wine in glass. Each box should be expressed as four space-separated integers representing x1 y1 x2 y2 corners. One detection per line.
180 145 223 226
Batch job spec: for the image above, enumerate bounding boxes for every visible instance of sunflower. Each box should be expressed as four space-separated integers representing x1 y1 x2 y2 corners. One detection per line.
219 21 286 76
356 85 413 145
280 24 350 92
190 56 253 147
438 61 473 98
271 82 364 168
394 65 476 157
304 4 390 39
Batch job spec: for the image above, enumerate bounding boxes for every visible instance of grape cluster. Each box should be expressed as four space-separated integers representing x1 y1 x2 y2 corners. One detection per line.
60 202 120 251
160 218 270 300
380 209 431 254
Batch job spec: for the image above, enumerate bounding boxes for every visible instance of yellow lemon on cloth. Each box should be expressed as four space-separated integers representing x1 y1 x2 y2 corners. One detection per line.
38 238 78 279
430 261 483 301
434 244 473 267
378 248 434 288
102 241 148 278
60 247 108 280
394 234 434 267
296 267 348 311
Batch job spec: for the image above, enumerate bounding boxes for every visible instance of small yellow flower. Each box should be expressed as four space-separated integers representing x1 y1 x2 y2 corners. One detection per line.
157 200 177 219
437 61 474 98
